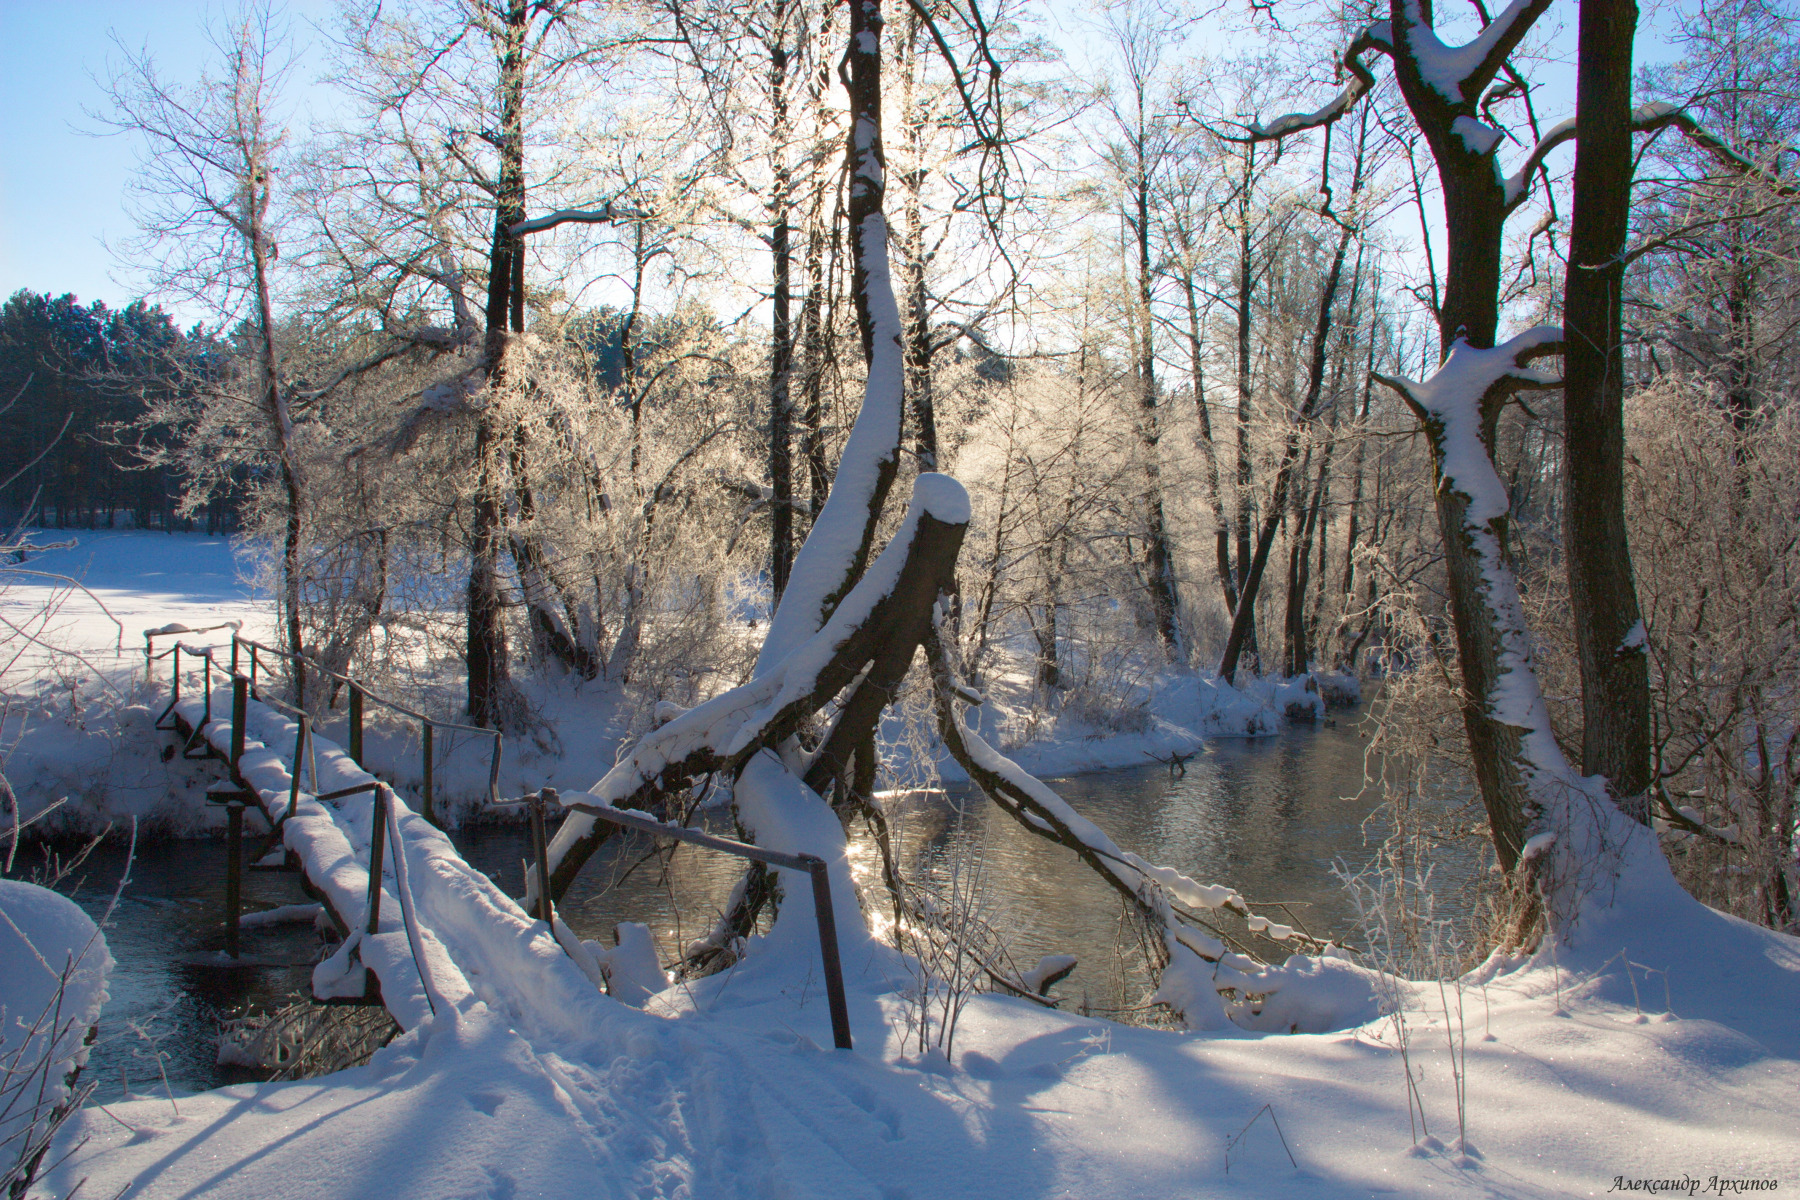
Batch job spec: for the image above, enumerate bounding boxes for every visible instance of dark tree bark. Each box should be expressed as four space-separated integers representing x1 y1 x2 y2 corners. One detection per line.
466 0 527 726
246 164 306 703
1230 146 1260 666
899 6 940 469
1120 70 1181 654
1564 0 1651 817
1219 193 1358 680
768 0 796 603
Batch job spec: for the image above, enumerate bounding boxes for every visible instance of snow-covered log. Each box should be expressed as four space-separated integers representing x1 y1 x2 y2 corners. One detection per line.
922 619 1336 1029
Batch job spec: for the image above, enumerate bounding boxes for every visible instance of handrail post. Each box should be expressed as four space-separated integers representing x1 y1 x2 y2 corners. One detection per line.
144 632 153 685
249 644 259 701
225 798 245 959
364 784 388 937
807 858 854 1051
529 788 554 923
230 636 239 677
201 654 213 729
287 715 307 824
230 675 247 772
348 681 364 766
421 723 435 827
487 733 502 806
170 644 181 704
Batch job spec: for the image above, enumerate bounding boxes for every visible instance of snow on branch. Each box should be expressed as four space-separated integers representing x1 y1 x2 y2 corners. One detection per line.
1397 0 1552 106
1373 327 1565 520
1236 23 1392 142
509 200 652 236
1503 117 1576 211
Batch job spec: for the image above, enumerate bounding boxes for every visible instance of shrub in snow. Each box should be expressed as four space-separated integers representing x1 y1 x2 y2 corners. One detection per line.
1 879 112 1192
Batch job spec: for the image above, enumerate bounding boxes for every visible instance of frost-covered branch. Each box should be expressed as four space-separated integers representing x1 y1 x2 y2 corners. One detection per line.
1503 103 1800 213
1631 102 1800 198
922 617 1343 1029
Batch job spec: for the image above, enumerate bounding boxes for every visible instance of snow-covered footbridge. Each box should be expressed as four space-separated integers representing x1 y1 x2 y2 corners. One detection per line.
152 627 658 1035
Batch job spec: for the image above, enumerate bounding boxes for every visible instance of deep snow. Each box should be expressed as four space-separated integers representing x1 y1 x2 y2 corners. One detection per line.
7 532 1799 1199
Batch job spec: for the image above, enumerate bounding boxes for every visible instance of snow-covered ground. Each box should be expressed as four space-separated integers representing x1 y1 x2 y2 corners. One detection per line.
36 900 1800 1199
1 531 275 836
8 530 1799 1199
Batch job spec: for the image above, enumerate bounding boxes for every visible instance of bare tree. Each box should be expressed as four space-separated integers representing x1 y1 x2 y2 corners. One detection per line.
101 4 307 692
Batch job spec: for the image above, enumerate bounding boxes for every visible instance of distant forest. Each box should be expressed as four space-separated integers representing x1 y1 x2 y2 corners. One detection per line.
0 289 240 533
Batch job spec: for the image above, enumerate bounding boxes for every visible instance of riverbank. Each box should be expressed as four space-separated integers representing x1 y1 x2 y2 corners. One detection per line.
2 530 1348 837
38 887 1800 1200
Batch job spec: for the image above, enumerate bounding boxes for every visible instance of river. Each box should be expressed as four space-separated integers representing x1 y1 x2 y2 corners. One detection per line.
59 714 1479 1099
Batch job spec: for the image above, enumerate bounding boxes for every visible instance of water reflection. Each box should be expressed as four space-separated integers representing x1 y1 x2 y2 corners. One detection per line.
60 837 323 1102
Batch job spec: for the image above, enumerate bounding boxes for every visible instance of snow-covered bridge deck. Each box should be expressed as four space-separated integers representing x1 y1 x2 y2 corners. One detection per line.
169 686 605 1032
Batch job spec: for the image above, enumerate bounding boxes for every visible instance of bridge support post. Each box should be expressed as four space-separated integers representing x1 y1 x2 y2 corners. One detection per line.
287 716 308 824
230 676 247 772
364 784 387 937
225 798 245 959
348 683 364 766
421 723 435 827
530 789 554 923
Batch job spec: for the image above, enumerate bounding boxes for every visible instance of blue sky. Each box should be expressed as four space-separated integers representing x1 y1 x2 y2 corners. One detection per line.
0 1 335 319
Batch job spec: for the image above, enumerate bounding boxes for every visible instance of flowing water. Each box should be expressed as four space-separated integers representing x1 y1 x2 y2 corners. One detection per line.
57 713 1481 1098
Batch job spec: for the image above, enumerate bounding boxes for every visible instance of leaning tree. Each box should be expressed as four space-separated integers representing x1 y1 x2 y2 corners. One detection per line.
526 0 1344 1031
1228 0 1795 920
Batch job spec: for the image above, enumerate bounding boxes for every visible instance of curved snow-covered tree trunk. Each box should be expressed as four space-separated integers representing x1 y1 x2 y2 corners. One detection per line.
1373 329 1697 937
753 0 905 680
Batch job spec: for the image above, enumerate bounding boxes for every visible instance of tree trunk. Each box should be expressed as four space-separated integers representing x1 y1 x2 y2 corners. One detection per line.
900 7 939 469
769 5 796 603
1563 0 1651 816
1179 269 1235 615
466 0 527 726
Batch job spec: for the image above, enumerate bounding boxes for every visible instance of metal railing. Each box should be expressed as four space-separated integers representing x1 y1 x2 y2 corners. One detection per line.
143 624 503 822
230 634 502 816
520 788 854 1051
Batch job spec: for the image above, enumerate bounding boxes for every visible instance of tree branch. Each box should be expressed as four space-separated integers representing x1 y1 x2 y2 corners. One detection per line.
510 200 652 236
1227 23 1392 143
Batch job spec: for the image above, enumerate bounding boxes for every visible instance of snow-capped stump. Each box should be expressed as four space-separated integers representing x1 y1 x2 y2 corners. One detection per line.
592 923 670 1009
0 880 113 1160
